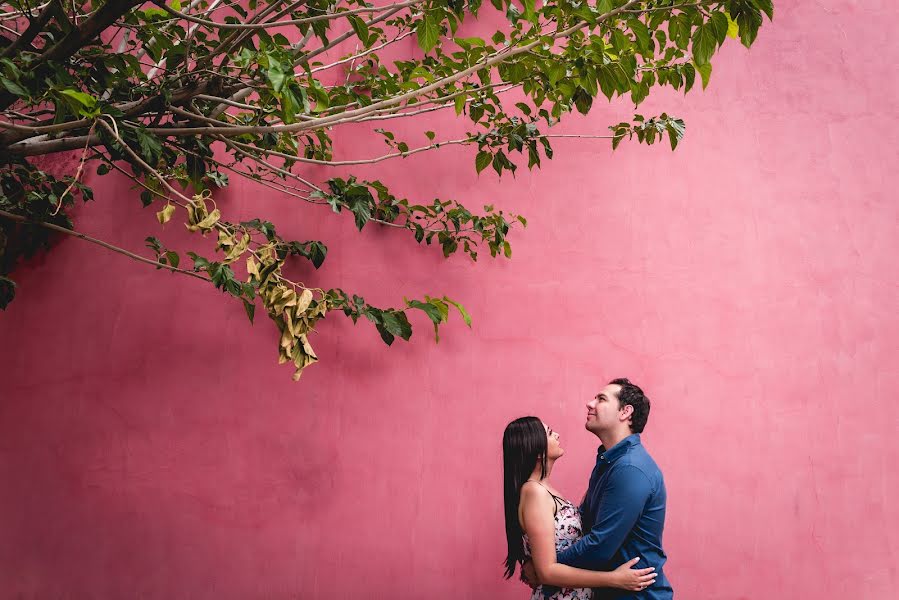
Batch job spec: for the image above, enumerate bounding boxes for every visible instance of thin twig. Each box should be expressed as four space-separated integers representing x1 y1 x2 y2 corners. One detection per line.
310 30 415 74
0 208 209 281
51 121 96 215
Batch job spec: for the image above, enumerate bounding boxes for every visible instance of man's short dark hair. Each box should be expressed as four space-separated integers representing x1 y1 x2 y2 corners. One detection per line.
610 378 650 433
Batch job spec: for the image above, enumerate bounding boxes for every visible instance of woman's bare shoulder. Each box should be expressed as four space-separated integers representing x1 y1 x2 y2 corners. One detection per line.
519 481 553 504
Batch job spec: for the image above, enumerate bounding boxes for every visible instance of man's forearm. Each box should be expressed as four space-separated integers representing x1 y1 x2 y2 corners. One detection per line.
556 535 615 570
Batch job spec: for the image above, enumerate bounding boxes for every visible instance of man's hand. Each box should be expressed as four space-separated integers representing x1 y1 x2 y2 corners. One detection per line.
520 559 540 589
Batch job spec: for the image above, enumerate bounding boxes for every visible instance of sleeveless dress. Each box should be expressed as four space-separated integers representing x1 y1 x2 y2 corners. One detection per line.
521 484 592 600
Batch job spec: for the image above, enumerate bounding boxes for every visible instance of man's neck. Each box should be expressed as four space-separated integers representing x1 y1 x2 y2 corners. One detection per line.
598 429 632 451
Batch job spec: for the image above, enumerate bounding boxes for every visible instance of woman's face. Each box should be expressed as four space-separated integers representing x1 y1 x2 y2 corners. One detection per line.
543 422 564 460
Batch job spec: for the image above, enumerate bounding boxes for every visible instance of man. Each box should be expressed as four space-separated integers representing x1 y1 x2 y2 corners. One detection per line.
526 378 673 598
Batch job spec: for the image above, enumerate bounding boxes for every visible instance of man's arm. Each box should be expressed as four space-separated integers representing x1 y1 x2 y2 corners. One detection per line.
556 465 653 570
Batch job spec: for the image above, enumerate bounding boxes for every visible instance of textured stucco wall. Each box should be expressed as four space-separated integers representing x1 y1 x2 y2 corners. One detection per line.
1 1 897 598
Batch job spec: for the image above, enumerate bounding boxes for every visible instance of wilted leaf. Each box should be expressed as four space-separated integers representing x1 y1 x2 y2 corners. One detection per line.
156 203 175 224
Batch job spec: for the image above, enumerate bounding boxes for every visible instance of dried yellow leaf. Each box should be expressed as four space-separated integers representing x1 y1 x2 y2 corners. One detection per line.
223 234 250 264
217 230 233 249
195 208 221 231
300 334 317 359
280 323 293 350
156 203 175 225
296 288 313 313
246 256 259 277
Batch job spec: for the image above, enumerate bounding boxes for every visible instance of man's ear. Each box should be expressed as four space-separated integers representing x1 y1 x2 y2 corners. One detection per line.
619 404 634 423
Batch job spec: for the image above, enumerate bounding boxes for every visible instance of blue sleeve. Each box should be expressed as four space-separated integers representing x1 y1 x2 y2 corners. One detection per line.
556 465 653 570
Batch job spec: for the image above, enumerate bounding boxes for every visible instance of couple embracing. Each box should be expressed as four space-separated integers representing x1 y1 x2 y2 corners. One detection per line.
502 378 673 599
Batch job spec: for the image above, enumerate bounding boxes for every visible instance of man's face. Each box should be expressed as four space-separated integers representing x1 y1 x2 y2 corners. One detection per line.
585 383 626 435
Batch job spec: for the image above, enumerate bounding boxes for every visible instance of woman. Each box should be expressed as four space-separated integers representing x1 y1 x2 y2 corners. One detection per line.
503 416 656 599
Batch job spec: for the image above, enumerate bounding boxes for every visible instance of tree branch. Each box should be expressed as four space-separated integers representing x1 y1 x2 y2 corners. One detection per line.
132 0 642 138
153 0 423 30
0 0 55 59
0 0 144 110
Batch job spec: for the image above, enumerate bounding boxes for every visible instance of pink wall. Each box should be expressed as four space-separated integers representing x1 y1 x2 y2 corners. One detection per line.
2 1 897 598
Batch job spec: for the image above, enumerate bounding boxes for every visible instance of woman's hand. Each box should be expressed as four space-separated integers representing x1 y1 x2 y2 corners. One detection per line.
611 557 656 591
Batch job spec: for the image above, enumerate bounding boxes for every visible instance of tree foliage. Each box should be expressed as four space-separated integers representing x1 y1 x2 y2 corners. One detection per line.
0 0 772 379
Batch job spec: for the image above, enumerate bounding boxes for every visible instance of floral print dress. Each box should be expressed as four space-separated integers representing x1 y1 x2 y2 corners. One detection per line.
521 485 592 600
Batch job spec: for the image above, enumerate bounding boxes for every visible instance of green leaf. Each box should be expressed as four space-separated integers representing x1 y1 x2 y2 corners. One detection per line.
417 12 441 52
141 7 167 18
164 250 180 269
709 11 729 45
631 80 649 106
406 299 442 324
539 137 553 159
347 15 370 46
429 297 449 321
145 236 162 253
756 0 774 20
455 36 485 48
242 299 255 323
475 151 492 174
375 320 395 345
307 241 327 269
683 63 697 92
691 23 717 65
394 311 413 340
454 93 467 115
59 89 96 109
695 61 712 89
350 200 371 231
266 61 287 94
671 13 691 49
136 128 162 164
666 118 686 150
628 18 651 55
1 77 27 98
547 62 566 86
522 0 535 20
443 296 472 327
381 310 410 340
734 5 764 48
527 144 540 169
573 88 593 115
425 130 436 141
206 171 229 188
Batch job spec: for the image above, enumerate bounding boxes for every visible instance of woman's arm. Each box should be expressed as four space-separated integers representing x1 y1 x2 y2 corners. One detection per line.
520 483 656 591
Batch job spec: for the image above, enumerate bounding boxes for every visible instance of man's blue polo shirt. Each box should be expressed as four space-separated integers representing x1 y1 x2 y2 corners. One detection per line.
556 434 673 599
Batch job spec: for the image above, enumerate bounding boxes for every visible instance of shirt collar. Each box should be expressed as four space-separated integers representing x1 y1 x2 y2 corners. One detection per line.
597 433 641 463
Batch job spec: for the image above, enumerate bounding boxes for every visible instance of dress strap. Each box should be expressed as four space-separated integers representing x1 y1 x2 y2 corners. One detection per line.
526 480 565 516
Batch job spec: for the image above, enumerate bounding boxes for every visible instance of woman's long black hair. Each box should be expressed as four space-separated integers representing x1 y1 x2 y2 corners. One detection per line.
502 416 547 579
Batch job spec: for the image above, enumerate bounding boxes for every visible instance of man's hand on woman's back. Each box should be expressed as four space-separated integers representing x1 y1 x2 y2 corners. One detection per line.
520 559 540 589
